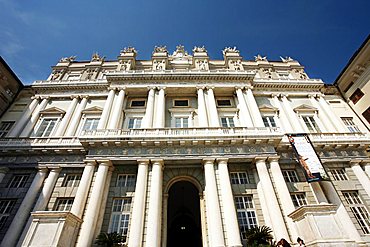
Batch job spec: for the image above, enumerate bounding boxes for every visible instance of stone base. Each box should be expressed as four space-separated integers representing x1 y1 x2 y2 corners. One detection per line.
288 204 358 247
22 211 82 247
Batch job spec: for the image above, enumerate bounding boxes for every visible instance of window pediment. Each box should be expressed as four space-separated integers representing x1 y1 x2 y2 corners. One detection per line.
82 106 103 114
259 104 279 113
39 107 65 117
293 104 318 113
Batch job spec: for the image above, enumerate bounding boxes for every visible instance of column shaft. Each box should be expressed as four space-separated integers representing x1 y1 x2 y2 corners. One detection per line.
107 89 125 129
0 168 48 247
365 163 370 179
98 89 116 129
317 95 347 132
280 95 303 132
0 168 9 184
217 158 242 247
197 87 208 127
255 158 290 240
203 159 225 246
142 88 156 128
76 161 111 247
206 88 220 127
146 159 164 247
65 97 88 136
54 97 79 136
235 88 253 127
351 162 370 197
272 95 292 133
8 97 39 137
153 88 165 128
128 159 149 247
308 95 333 132
20 97 49 137
245 88 264 127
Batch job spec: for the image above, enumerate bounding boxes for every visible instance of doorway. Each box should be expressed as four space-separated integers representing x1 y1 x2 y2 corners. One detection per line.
167 181 202 247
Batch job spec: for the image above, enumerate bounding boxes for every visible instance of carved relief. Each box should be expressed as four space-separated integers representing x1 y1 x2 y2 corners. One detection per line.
261 68 275 78
196 59 209 71
295 69 308 79
51 69 65 80
91 52 105 62
153 60 166 70
59 56 76 63
119 60 132 71
153 46 168 54
229 59 243 71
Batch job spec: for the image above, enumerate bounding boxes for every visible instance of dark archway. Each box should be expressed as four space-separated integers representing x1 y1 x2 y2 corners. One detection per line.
167 181 202 247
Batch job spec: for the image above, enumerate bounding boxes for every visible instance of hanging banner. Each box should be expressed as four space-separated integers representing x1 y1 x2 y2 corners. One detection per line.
287 134 329 182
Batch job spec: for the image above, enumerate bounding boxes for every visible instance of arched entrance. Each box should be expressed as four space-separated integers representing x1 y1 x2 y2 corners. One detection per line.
167 181 202 247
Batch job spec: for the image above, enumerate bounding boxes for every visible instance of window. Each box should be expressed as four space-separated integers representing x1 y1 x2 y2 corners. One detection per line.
262 116 276 128
291 193 307 208
109 198 131 240
341 118 360 132
235 196 258 240
278 72 290 79
116 174 136 187
302 116 321 133
362 107 370 125
175 117 188 128
54 198 74 211
282 170 299 183
221 117 235 128
349 88 364 105
0 199 16 229
174 100 189 107
128 118 142 129
82 118 99 131
35 118 58 137
0 121 15 138
330 169 348 181
67 74 80 81
62 174 82 187
230 172 250 184
130 100 146 107
7 174 29 188
342 191 370 234
217 99 232 107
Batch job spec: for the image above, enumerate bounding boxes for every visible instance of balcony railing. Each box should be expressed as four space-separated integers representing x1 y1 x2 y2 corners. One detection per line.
0 137 81 148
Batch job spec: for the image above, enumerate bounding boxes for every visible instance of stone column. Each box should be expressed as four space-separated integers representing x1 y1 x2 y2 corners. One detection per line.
146 159 164 247
255 157 290 241
365 162 370 179
76 160 111 247
65 96 88 136
107 89 125 129
203 158 225 246
0 167 9 184
310 182 328 204
206 87 220 127
280 95 303 132
128 159 149 247
142 87 156 128
20 97 50 137
8 97 40 137
54 96 79 136
70 161 96 218
244 87 264 127
217 158 242 247
235 87 253 127
351 161 370 197
197 87 208 127
268 157 299 240
308 95 333 132
98 89 116 129
317 95 348 132
272 94 292 133
153 87 166 128
0 168 48 247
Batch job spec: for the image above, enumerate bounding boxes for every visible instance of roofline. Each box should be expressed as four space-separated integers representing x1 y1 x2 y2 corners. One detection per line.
0 56 24 88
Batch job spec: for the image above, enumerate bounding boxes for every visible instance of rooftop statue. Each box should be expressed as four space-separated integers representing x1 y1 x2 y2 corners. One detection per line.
153 46 168 54
254 54 267 61
172 45 189 58
223 46 239 55
59 56 76 63
280 56 295 62
91 52 105 62
193 46 207 53
121 46 137 54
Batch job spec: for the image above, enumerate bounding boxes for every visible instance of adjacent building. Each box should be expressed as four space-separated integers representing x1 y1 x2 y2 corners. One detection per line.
0 45 369 247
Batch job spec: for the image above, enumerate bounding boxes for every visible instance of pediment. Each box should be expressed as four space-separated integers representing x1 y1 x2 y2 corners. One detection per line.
293 104 318 112
39 107 66 115
82 106 103 114
259 104 279 112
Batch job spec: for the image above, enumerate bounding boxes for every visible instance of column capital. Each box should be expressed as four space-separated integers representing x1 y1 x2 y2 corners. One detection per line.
84 159 97 166
267 156 280 163
350 160 362 166
307 94 315 99
80 95 89 99
151 159 164 167
216 157 229 164
137 159 150 165
157 86 166 90
147 86 157 91
254 156 267 164
96 159 113 167
245 85 253 90
202 158 215 165
196 86 205 90
31 96 41 100
271 93 280 98
47 166 62 172
40 96 51 100
205 86 215 90
235 86 245 91
361 159 370 165
108 87 117 91
36 167 49 173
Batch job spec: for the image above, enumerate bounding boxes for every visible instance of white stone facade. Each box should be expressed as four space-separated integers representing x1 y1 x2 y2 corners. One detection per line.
0 46 370 247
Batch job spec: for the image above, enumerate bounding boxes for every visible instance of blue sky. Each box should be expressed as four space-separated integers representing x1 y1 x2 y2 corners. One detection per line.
0 0 369 85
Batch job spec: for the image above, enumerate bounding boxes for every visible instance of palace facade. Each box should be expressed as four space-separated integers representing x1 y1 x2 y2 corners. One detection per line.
0 45 369 247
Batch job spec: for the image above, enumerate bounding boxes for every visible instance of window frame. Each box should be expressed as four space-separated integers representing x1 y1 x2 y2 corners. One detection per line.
0 199 16 230
230 172 250 184
341 117 360 133
330 168 348 181
216 98 233 107
235 195 258 240
262 115 277 128
291 193 307 208
129 98 146 108
173 99 189 108
108 197 132 240
282 170 299 183
54 198 74 211
301 115 321 133
34 117 59 137
342 191 370 234
220 116 235 128
62 174 82 187
7 174 30 188
116 174 136 187
0 121 15 138
349 88 364 105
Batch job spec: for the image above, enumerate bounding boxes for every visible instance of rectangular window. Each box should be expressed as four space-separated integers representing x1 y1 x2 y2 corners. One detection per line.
130 100 146 107
302 116 321 133
175 117 188 128
62 174 82 187
342 191 370 234
278 72 290 79
362 107 370 125
82 118 99 131
217 99 232 107
109 198 131 240
221 117 235 128
291 193 307 208
67 74 80 80
349 88 364 105
0 199 16 229
174 100 189 107
282 170 299 183
7 174 29 188
0 121 15 138
262 116 276 128
128 118 142 129
230 172 250 184
235 196 258 240
35 118 58 137
341 117 360 132
116 174 136 187
330 169 348 181
54 198 74 211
